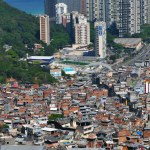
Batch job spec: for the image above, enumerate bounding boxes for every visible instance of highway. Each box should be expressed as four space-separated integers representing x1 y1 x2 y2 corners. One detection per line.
125 44 150 65
112 44 150 69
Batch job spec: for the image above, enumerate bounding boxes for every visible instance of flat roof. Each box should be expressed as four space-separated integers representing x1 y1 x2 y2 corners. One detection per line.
50 107 57 111
27 56 54 60
42 127 58 132
114 38 142 46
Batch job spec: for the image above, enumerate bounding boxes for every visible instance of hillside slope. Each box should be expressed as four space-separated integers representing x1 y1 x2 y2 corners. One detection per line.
0 0 59 84
0 0 40 56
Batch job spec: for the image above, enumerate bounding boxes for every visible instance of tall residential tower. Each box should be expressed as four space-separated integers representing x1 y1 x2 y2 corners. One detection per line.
55 3 68 24
44 0 80 19
94 21 106 58
86 0 149 37
40 15 50 45
75 15 90 45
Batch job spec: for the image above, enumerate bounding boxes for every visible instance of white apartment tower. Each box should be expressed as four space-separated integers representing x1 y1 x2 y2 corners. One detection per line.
40 15 50 45
75 15 90 45
94 21 106 58
55 3 67 24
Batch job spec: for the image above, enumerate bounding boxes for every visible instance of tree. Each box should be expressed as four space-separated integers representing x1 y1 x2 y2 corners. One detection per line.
49 114 64 121
108 22 119 36
0 123 9 132
109 55 117 63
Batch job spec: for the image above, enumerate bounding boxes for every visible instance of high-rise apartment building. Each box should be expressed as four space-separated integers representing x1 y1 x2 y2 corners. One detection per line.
70 11 80 42
86 0 149 37
62 13 70 28
148 0 150 24
80 0 87 16
70 12 90 45
44 0 56 19
94 21 106 58
86 0 100 21
44 0 80 19
118 0 141 37
75 16 90 45
55 3 67 24
101 0 120 27
86 0 118 27
62 0 80 13
40 15 50 45
140 0 150 25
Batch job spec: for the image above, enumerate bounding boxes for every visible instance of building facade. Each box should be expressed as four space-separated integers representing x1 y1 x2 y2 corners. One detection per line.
75 16 90 45
44 0 56 20
62 13 70 28
86 0 149 37
94 21 106 58
148 0 150 24
80 0 87 16
117 0 141 37
70 11 79 43
86 0 100 22
44 0 80 19
55 3 67 24
141 0 150 25
40 15 50 45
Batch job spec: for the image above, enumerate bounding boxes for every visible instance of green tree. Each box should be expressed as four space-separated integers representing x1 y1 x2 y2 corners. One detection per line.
49 114 64 121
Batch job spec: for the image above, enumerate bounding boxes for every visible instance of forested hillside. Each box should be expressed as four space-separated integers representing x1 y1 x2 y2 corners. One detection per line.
0 0 70 83
0 0 40 56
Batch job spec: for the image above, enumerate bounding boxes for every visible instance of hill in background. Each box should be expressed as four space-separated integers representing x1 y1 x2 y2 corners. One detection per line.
0 0 70 56
0 0 70 84
0 0 40 56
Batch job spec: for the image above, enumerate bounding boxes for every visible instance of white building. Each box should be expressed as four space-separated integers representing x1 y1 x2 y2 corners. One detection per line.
145 80 150 94
40 15 50 45
61 13 70 28
75 15 90 45
55 3 67 24
94 21 106 58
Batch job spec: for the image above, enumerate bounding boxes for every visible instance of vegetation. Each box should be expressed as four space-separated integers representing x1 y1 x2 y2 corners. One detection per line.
107 23 124 54
0 51 57 84
61 70 71 78
49 114 64 121
0 0 70 84
133 24 150 43
0 123 9 132
0 1 70 56
44 23 70 56
0 0 40 56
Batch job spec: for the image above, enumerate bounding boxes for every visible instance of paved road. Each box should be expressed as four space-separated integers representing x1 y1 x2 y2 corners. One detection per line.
112 44 150 69
87 62 113 71
125 44 150 65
